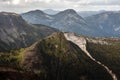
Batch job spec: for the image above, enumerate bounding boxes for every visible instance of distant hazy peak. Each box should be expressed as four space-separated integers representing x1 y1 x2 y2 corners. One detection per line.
43 9 59 15
54 9 84 20
58 9 77 15
23 9 46 15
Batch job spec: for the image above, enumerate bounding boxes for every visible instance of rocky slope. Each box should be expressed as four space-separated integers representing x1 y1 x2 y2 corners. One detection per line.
85 11 120 37
43 9 59 15
21 10 53 25
0 12 58 51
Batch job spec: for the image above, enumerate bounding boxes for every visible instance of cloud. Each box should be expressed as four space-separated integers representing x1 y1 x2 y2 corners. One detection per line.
0 0 120 5
77 0 120 5
0 0 120 13
0 0 27 5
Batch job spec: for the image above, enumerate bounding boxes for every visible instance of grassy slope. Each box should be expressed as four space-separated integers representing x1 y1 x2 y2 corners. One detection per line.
0 32 115 80
21 32 112 80
86 39 120 80
0 48 46 80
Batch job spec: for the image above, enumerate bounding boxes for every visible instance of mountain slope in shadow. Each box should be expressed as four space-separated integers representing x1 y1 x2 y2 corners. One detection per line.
0 12 58 51
21 32 112 80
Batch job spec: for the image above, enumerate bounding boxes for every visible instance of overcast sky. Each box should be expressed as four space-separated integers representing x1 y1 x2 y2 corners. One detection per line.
0 0 120 13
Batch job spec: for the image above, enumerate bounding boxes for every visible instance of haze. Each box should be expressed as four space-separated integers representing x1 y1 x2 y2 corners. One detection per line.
0 0 120 13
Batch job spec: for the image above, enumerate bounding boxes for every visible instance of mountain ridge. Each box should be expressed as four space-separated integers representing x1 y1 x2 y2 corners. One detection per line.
21 9 98 37
85 11 120 37
0 32 120 80
0 12 58 51
22 9 120 37
21 32 112 80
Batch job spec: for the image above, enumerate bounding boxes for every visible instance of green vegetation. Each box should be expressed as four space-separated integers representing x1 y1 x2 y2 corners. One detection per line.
22 32 112 80
86 41 120 80
0 48 25 69
1 32 118 80
0 48 41 80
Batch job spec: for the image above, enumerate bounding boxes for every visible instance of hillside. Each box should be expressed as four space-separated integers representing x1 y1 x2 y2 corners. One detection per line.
0 12 58 51
86 38 120 80
85 11 120 37
21 32 112 80
0 32 120 80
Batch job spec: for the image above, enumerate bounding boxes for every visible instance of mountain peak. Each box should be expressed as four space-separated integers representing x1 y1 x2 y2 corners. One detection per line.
63 9 77 13
54 9 78 17
0 12 25 27
43 9 59 15
54 9 83 19
59 9 77 15
25 9 46 15
32 9 44 13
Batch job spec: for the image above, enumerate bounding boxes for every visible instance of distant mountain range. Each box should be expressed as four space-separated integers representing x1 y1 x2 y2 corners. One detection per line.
22 9 120 37
43 9 59 15
85 11 120 37
0 12 58 51
78 10 105 18
42 9 105 17
21 9 99 37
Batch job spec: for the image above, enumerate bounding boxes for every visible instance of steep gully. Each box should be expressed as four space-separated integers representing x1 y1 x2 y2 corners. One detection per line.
64 33 117 80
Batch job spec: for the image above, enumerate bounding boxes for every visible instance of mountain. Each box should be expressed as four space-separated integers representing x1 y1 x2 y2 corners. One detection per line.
78 10 105 18
51 9 87 31
21 32 112 80
22 9 98 36
21 9 120 37
21 10 54 25
43 9 59 15
43 9 105 17
86 37 120 80
85 11 120 37
0 12 58 51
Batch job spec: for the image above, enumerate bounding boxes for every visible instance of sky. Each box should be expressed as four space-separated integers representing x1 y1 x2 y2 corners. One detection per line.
0 0 120 13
